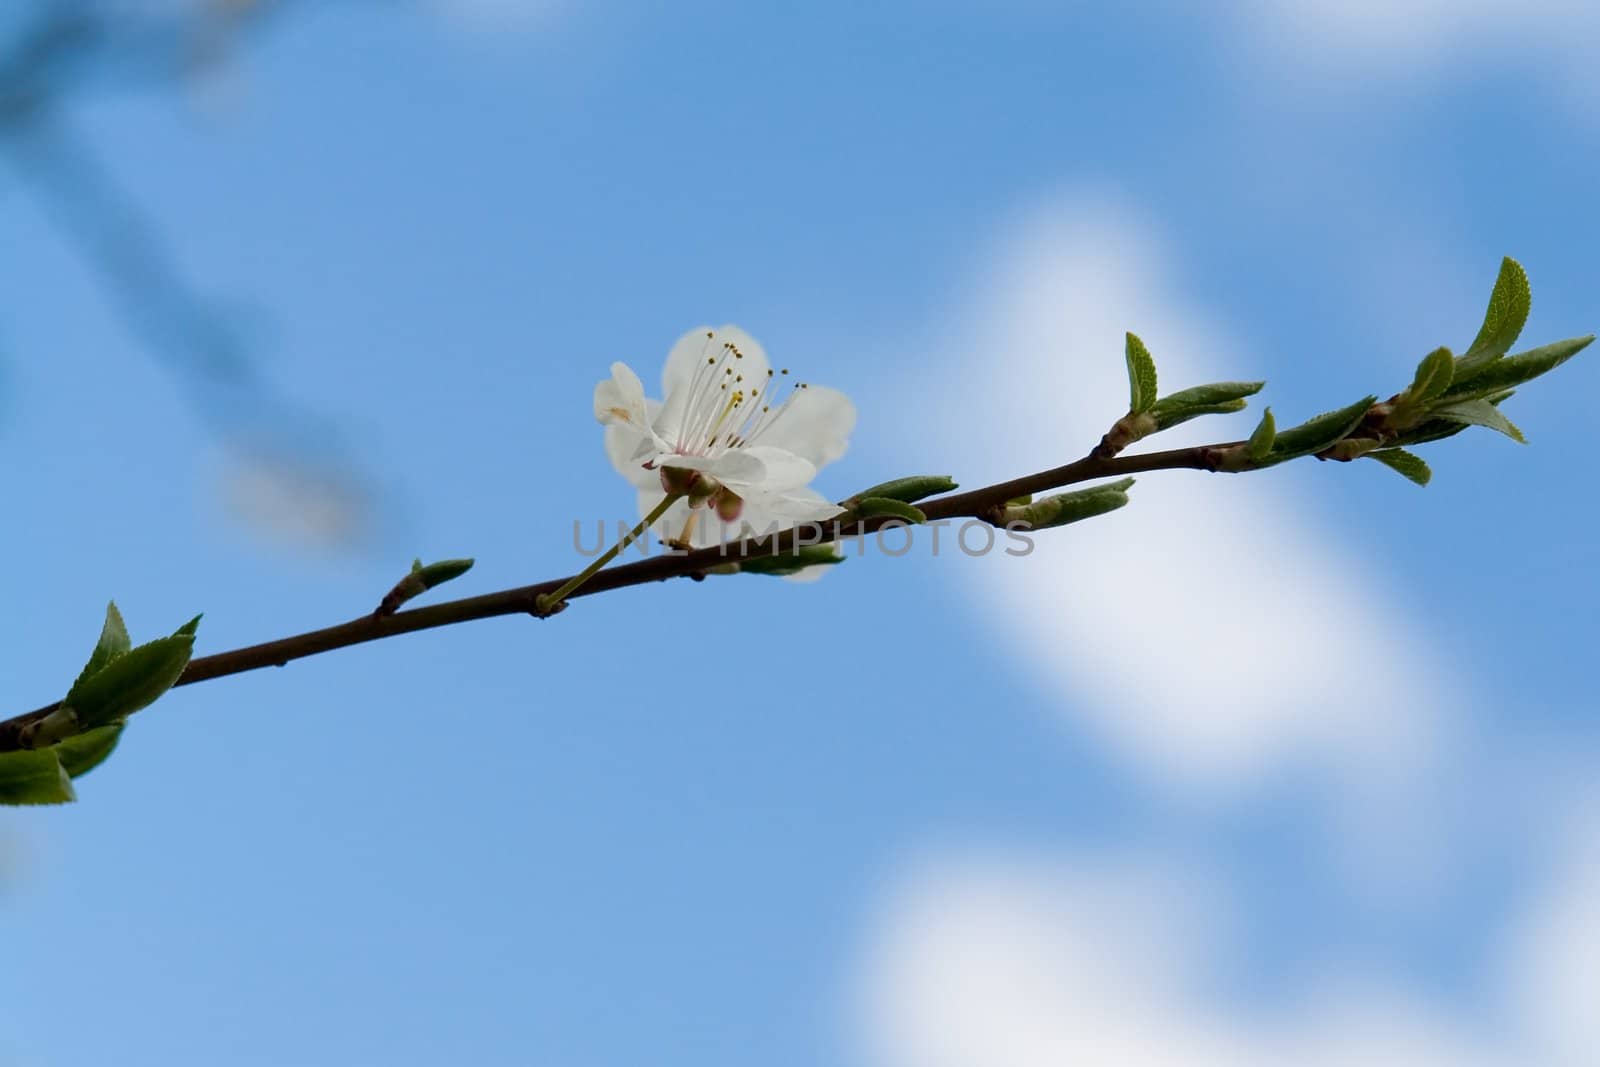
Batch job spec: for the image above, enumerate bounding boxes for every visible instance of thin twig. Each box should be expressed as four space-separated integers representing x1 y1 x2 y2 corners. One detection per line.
0 440 1237 751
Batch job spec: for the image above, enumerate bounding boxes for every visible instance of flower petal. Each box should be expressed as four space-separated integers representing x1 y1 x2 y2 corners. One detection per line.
747 384 856 469
730 445 816 492
656 325 774 448
661 325 772 399
593 362 650 428
745 486 846 525
661 449 767 485
605 424 662 489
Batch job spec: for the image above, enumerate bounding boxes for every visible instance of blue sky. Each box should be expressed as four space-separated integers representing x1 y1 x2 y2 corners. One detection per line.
1 2 1597 1065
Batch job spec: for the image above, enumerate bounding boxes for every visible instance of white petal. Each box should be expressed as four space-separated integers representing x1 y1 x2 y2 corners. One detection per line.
593 361 650 427
661 449 767 485
729 488 846 541
661 324 772 399
604 424 662 489
746 384 855 469
728 445 815 492
656 325 774 448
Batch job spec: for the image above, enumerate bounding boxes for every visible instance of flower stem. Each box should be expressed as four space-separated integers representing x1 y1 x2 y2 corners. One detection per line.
535 494 682 614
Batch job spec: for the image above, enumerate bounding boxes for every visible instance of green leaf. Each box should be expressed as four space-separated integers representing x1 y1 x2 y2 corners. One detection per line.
54 723 126 779
847 475 958 505
1431 398 1526 444
0 749 75 806
1439 335 1593 401
1149 381 1265 416
173 614 203 640
1269 395 1376 459
64 633 195 730
76 601 133 690
1367 449 1432 487
416 558 474 590
1458 256 1531 376
1408 346 1456 404
1150 399 1250 431
853 497 927 524
1247 407 1276 461
738 544 845 577
1010 479 1134 531
1125 332 1158 414
1390 418 1471 448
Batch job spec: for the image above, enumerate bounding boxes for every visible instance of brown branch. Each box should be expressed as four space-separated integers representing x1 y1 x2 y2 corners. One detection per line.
0 440 1237 752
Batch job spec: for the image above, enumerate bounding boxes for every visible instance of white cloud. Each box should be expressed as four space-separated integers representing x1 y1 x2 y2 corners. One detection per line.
1502 816 1600 1064
1223 0 1600 102
920 194 1455 798
858 855 1504 1067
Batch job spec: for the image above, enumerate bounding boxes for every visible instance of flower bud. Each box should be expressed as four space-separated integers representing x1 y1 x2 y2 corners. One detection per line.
713 488 745 523
658 465 723 506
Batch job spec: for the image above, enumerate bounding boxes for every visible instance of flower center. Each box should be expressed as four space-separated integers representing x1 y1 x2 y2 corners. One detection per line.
675 332 810 456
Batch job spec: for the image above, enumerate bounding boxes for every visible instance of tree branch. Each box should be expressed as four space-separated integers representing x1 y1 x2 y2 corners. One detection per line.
0 440 1236 752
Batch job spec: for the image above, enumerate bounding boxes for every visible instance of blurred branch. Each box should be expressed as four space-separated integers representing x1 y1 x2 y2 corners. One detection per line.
0 0 371 546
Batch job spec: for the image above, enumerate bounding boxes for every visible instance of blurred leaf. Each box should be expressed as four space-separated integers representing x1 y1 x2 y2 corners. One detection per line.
1432 398 1526 444
1458 256 1531 376
1247 407 1276 461
1125 332 1158 414
0 749 75 806
1367 449 1432 486
174 614 203 639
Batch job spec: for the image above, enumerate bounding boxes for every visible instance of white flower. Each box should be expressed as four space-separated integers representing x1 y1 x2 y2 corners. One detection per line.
595 325 856 558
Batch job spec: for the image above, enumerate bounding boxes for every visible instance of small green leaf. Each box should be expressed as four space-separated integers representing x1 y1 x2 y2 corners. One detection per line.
1408 346 1456 404
738 545 845 577
1390 418 1472 447
0 749 75 806
1439 335 1593 401
1367 449 1432 486
64 633 195 730
173 615 203 640
854 497 927 524
54 723 126 779
1269 395 1377 459
416 558 475 590
1150 399 1250 431
1431 398 1526 444
1149 381 1265 416
1125 332 1159 414
85 602 132 676
847 476 958 505
1247 407 1276 461
1009 479 1134 531
1458 256 1531 376
1147 381 1264 432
